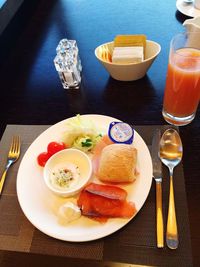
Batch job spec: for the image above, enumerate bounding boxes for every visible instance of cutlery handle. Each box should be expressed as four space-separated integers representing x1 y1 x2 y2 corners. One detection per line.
156 182 164 248
166 175 178 249
0 162 12 195
0 169 8 195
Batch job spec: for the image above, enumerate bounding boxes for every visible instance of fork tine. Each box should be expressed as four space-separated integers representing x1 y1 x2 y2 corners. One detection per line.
10 136 20 154
16 136 20 153
15 136 20 155
9 136 15 152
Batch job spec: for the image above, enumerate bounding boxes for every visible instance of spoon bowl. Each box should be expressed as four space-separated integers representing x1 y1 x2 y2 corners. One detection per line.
159 128 183 249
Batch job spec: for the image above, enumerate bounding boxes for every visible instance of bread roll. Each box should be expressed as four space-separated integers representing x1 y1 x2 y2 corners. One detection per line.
97 144 137 183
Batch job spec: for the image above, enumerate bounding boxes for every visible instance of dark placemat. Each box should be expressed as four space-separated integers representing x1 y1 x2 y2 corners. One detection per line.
0 125 193 267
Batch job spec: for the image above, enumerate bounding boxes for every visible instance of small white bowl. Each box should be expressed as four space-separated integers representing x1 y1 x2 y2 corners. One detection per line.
95 40 161 81
43 149 92 197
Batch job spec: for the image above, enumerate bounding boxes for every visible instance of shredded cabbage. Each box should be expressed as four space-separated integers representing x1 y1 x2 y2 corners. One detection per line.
61 115 102 152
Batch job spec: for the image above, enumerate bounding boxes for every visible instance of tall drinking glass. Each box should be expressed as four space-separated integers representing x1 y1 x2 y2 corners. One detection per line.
162 32 200 126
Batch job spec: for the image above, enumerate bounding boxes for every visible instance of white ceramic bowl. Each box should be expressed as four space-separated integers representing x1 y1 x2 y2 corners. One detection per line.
43 148 92 197
95 40 161 81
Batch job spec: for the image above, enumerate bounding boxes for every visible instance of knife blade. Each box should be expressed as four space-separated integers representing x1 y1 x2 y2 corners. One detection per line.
152 129 164 248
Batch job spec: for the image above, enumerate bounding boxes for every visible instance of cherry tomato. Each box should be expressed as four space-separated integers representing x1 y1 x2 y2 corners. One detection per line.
37 152 50 167
47 141 66 156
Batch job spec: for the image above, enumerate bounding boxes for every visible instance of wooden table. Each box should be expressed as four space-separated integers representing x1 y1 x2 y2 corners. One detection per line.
0 0 199 266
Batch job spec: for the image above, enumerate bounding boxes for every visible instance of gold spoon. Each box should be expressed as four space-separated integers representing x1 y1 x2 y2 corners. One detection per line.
159 128 183 249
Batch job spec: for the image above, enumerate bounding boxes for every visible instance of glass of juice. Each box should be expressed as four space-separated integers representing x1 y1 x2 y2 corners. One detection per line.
162 32 200 126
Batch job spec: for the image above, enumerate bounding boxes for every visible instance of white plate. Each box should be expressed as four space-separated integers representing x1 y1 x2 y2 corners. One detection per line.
176 0 200 17
17 115 153 242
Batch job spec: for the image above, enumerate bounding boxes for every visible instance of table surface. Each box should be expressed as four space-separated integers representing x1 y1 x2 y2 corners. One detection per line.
0 0 199 266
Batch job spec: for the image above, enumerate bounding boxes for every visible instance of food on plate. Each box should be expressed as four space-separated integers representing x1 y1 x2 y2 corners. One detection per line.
94 142 138 183
94 135 114 153
43 148 92 197
47 141 66 156
37 141 66 167
92 135 114 174
112 34 146 64
50 162 80 190
77 183 136 222
84 182 127 201
37 152 51 167
61 114 102 152
57 202 81 225
37 115 103 167
38 117 138 224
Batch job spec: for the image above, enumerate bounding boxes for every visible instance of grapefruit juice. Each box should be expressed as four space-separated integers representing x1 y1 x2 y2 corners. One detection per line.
163 47 200 125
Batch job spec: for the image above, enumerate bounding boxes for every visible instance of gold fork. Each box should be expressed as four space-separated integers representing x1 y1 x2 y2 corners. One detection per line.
0 136 21 195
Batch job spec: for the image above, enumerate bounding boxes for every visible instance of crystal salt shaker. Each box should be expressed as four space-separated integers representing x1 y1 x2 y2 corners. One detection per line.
54 39 82 89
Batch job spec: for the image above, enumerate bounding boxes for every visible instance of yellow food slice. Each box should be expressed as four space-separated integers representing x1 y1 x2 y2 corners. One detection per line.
114 34 146 48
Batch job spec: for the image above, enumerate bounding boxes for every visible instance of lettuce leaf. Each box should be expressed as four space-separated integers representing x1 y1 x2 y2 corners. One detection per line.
61 115 102 152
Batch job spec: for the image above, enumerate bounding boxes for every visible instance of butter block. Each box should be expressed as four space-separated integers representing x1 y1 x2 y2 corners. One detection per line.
112 46 144 64
112 34 146 63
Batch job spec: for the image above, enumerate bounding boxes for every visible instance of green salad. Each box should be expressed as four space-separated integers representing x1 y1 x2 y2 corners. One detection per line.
61 115 102 152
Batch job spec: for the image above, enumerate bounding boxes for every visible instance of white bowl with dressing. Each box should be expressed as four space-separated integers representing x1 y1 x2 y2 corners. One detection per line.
95 40 161 81
43 148 92 197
